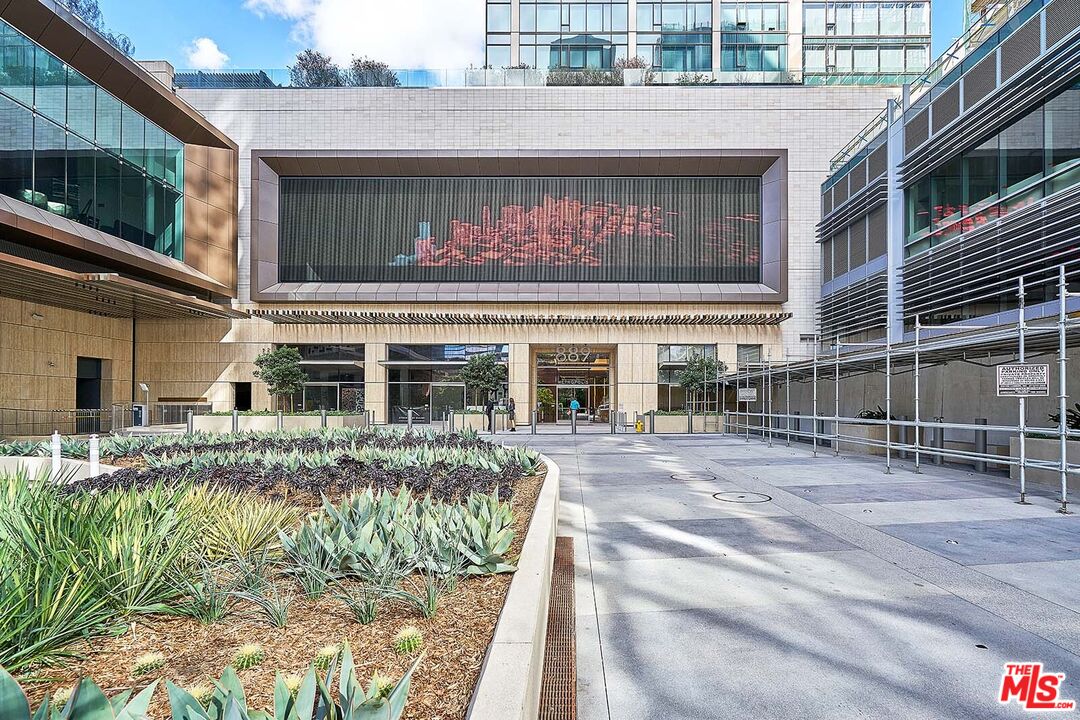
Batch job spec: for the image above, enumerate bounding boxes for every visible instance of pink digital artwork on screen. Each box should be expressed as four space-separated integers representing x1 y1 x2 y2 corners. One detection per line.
411 195 759 268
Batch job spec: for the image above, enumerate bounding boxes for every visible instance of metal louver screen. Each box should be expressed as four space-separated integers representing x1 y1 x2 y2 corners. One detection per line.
832 230 849 276
931 84 961 135
849 217 867 268
867 207 888 260
279 176 763 283
1000 17 1042 81
905 108 930 155
1047 0 1080 47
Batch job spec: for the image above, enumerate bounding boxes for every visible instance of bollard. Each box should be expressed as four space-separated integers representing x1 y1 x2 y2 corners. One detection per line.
974 418 988 473
449 409 455 432
531 410 537 435
277 410 283 430
321 409 327 428
51 430 61 477
489 408 497 435
186 409 194 434
649 410 655 434
88 434 99 477
232 408 239 434
687 410 693 434
407 409 414 433
571 410 578 435
609 409 616 434
933 417 944 465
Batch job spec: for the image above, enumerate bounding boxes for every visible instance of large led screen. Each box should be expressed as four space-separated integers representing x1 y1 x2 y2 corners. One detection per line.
278 177 761 283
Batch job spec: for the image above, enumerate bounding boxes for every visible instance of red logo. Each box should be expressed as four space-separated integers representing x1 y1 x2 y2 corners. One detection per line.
999 663 1076 711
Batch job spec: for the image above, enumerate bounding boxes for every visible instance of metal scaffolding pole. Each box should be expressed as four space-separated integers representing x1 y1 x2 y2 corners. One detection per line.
914 315 922 474
785 363 791 447
834 337 841 456
766 356 773 448
812 340 819 457
1057 266 1070 514
721 374 727 435
1018 278 1029 504
885 336 893 474
744 370 750 442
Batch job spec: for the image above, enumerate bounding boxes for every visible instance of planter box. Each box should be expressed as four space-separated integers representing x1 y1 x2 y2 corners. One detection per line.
652 414 709 433
456 413 510 433
1008 437 1080 493
468 454 560 720
837 422 900 456
192 415 367 433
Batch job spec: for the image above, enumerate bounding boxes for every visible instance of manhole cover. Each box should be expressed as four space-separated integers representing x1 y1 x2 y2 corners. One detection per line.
671 473 717 481
713 491 772 504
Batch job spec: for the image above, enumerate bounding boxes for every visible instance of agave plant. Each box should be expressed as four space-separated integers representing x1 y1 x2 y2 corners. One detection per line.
0 666 159 720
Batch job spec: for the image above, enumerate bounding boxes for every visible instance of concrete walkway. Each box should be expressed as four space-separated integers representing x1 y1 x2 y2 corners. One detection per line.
506 433 1080 720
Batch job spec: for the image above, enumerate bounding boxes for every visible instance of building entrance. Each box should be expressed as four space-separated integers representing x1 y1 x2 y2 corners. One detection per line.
535 346 613 425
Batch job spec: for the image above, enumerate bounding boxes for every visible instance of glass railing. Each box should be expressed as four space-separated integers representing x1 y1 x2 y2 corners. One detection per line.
172 67 818 89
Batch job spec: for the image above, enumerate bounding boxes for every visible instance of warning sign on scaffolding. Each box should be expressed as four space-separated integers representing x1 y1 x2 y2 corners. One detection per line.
737 388 758 402
996 363 1050 397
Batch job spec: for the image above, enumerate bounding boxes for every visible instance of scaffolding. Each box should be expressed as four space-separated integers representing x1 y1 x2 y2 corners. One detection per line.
720 265 1077 514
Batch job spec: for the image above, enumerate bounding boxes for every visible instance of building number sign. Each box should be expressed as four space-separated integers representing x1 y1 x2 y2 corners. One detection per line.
552 346 593 364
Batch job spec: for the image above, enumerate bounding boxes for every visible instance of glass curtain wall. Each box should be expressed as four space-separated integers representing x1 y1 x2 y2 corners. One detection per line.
386 344 509 423
0 19 184 260
536 348 612 423
904 77 1080 257
657 344 718 412
517 1 629 69
719 3 787 73
802 1 930 83
638 2 713 71
289 345 365 412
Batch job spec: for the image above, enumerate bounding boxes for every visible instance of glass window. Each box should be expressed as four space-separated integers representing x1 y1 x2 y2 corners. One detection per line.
878 46 903 71
963 135 998 208
487 45 511 67
164 186 183 259
1000 108 1044 194
33 115 66 215
66 132 95 225
737 344 762 366
907 174 931 237
66 67 95 140
145 121 165 181
521 3 536 31
34 46 66 125
587 4 603 31
95 152 121 236
1045 82 1080 178
804 46 826 72
662 3 685 30
834 3 853 34
879 3 905 34
487 4 511 32
931 155 963 227
762 5 781 31
905 45 928 71
164 134 183 189
852 3 877 34
853 46 877 72
0 93 33 202
120 160 146 246
570 4 586 31
146 176 162 252
0 21 35 107
538 4 561 31
720 5 737 30
612 4 628 30
763 46 781 71
906 1 929 34
121 103 144 169
803 2 825 33
95 88 121 156
694 3 712 29
835 46 853 72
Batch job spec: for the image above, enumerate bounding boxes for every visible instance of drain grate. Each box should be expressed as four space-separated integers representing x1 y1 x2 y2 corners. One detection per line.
713 491 772 504
671 472 718 482
539 536 576 720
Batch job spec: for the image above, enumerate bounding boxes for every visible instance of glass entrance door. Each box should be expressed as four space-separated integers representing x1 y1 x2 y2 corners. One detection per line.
431 383 466 421
556 385 588 424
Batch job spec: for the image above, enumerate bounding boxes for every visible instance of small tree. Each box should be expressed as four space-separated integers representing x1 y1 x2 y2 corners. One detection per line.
346 57 400 87
60 0 134 55
289 49 344 87
456 353 508 406
677 356 727 413
253 346 308 411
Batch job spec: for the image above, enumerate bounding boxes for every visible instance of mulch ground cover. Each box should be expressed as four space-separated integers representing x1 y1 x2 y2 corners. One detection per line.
24 469 546 720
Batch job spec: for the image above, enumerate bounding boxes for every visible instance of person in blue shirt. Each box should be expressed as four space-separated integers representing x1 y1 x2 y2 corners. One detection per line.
569 398 581 419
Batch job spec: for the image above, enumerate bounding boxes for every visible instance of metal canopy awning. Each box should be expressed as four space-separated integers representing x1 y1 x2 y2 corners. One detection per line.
0 253 247 320
250 309 793 326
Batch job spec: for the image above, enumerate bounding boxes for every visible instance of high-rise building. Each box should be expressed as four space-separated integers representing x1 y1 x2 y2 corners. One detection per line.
486 0 932 84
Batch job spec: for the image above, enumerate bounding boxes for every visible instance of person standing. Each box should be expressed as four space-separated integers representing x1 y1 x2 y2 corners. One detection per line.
485 396 496 433
507 397 517 431
569 397 581 421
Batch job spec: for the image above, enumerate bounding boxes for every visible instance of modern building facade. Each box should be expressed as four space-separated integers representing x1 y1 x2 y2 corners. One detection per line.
486 0 932 84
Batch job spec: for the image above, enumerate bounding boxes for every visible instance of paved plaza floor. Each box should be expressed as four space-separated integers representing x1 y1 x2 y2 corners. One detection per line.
504 432 1080 719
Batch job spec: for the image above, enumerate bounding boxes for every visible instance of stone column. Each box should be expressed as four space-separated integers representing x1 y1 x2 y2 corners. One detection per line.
616 342 659 419
365 342 387 424
508 343 531 425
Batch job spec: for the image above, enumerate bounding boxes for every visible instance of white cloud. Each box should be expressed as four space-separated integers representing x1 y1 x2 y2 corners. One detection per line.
243 0 485 69
186 37 230 70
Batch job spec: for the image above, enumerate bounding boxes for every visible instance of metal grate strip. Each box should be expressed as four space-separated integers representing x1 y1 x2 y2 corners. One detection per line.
539 536 576 720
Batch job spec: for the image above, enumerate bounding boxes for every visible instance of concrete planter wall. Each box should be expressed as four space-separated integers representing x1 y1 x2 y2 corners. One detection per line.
1008 437 1080 492
467 455 560 720
651 414 722 433
456 413 510 433
838 422 900 456
0 456 120 481
192 415 367 433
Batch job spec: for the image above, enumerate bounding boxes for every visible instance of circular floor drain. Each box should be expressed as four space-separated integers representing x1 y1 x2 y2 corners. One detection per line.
713 491 772 504
671 473 718 482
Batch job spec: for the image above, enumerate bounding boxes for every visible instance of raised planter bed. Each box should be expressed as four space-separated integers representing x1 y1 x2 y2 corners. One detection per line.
192 414 367 432
1008 436 1080 492
651 414 724 433
838 422 900 456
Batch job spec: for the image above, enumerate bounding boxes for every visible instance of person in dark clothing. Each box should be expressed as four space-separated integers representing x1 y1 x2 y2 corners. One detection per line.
484 397 496 433
507 397 517 431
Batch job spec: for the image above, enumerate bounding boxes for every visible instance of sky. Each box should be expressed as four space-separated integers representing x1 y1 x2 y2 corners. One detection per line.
98 0 967 71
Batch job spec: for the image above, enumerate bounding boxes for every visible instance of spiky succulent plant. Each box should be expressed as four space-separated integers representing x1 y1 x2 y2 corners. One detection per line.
393 626 423 655
51 687 73 709
283 674 304 698
132 651 166 677
185 684 214 708
232 643 265 671
370 673 395 700
314 643 340 671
